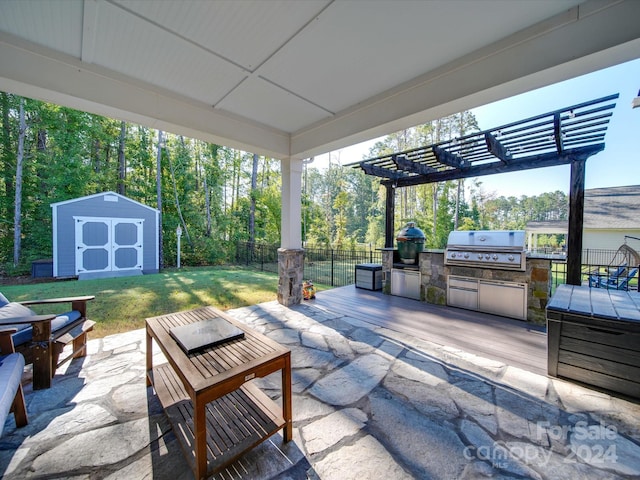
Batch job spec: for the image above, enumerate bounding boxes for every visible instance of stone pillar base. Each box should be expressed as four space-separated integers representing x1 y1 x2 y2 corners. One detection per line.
278 248 304 306
381 249 393 294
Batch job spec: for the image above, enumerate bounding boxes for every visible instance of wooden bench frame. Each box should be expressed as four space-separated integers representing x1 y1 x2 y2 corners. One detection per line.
8 296 95 390
0 329 28 432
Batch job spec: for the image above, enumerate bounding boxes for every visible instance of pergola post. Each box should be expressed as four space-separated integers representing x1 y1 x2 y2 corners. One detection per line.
566 156 587 285
385 184 395 248
278 158 304 306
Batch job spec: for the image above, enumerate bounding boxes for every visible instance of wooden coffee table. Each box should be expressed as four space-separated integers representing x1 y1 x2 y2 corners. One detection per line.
145 306 292 479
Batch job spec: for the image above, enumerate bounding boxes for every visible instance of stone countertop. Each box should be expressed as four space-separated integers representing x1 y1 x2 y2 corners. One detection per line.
526 252 565 260
379 248 445 253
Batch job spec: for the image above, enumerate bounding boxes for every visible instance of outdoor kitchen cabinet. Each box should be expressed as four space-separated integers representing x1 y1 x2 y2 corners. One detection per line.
447 275 527 320
355 263 383 291
547 284 640 399
478 279 527 320
391 269 421 300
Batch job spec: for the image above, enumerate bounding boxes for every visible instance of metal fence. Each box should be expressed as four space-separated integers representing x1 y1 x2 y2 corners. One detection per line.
233 242 382 286
234 242 280 274
303 246 383 287
550 260 639 292
235 242 638 292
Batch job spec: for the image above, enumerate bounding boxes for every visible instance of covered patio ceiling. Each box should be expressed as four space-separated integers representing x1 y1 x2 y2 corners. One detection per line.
1 0 640 161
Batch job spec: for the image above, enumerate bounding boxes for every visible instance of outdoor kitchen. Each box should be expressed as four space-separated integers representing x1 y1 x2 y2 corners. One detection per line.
380 225 552 325
351 96 618 327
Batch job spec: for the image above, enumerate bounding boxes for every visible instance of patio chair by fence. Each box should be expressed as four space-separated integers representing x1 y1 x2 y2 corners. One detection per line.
616 268 638 291
588 264 627 288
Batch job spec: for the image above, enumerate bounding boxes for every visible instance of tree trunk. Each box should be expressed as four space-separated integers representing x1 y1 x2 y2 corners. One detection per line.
454 179 461 229
117 120 126 195
156 130 164 270
1 93 14 213
169 137 191 246
204 173 211 237
13 98 26 267
249 153 258 245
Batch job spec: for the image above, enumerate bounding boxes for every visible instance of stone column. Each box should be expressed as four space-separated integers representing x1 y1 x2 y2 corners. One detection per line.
381 249 394 294
278 248 304 306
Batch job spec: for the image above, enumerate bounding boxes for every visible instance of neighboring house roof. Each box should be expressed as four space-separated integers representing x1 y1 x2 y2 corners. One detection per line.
526 185 640 232
525 221 567 234
583 185 640 229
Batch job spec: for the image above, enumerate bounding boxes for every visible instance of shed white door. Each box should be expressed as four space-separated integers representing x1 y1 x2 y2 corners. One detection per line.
74 217 143 275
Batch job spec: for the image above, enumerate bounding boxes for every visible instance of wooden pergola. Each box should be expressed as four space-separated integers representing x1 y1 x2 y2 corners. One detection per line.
351 94 619 286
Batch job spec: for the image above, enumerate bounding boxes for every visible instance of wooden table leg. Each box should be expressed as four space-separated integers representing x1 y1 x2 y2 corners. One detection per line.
146 328 153 387
282 352 293 442
33 320 52 390
194 397 207 479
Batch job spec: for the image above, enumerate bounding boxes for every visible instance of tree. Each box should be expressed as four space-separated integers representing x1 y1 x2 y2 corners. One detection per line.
249 153 258 245
156 130 164 269
13 98 25 266
117 120 126 195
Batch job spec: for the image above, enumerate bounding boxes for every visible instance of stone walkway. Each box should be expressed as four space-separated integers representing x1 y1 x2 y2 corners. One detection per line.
1 299 639 479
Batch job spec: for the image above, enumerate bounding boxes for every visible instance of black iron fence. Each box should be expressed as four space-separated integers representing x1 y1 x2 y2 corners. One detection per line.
235 242 638 292
234 242 280 274
234 242 382 286
303 246 383 287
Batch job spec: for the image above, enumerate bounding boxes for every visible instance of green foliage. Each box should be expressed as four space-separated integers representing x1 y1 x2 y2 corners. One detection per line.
0 93 571 273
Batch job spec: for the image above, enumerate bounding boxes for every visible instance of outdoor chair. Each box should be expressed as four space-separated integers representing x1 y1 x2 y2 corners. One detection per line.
0 292 95 390
616 267 638 291
588 264 627 289
0 328 28 437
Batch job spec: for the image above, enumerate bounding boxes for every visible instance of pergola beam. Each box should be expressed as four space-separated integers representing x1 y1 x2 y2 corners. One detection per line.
484 132 513 163
553 112 564 154
393 154 437 175
361 163 407 181
384 144 604 188
432 145 467 168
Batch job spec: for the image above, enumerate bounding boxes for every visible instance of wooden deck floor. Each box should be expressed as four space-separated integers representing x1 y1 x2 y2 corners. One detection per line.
313 285 548 376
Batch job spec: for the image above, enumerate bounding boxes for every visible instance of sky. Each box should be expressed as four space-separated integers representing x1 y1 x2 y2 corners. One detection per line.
313 58 640 198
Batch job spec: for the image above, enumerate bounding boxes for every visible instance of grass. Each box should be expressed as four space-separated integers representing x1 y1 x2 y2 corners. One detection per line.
0 266 284 339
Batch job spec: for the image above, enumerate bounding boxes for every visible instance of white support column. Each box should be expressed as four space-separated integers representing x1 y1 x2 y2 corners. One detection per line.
281 158 303 249
278 157 304 306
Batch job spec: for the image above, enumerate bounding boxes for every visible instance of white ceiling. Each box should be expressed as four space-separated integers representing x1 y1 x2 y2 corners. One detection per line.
1 0 639 160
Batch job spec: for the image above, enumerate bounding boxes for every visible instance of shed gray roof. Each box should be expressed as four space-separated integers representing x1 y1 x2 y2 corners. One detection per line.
50 191 159 213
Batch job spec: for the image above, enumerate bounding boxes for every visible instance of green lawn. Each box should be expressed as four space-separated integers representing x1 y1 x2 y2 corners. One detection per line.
1 266 283 339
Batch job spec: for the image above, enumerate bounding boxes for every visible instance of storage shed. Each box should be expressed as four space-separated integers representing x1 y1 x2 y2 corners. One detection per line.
51 192 159 280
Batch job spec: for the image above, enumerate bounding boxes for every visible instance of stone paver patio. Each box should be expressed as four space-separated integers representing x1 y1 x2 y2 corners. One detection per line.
1 299 639 479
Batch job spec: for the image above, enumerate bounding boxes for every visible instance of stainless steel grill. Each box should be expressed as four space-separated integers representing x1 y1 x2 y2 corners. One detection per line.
444 230 526 271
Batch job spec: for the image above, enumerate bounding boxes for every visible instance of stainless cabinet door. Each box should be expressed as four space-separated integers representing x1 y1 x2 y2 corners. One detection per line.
478 280 527 320
447 277 478 310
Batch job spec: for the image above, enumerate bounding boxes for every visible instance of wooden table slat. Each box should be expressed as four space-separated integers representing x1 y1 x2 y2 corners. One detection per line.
151 364 286 473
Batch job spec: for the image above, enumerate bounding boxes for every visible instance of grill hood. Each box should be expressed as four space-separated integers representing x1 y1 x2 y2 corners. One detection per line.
446 230 526 251
445 230 526 271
